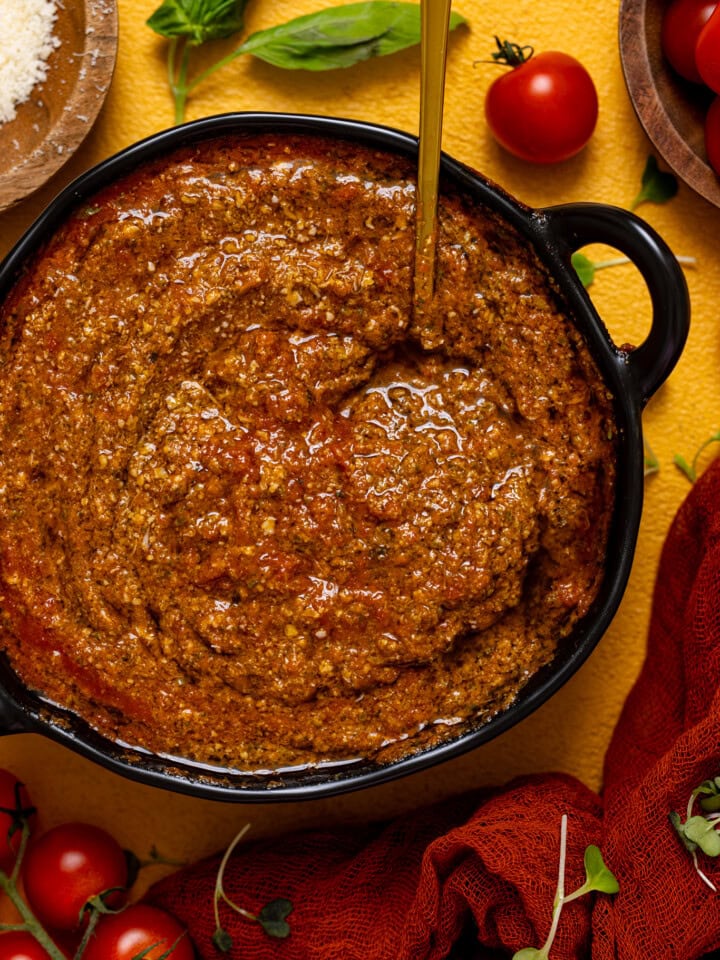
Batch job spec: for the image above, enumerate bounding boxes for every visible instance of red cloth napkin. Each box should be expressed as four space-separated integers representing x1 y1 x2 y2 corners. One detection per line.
148 459 720 959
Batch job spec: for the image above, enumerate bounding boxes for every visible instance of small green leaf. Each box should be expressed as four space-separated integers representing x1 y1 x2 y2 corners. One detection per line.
673 453 697 483
257 898 293 939
147 0 246 44
582 845 620 894
571 252 632 289
670 810 698 853
512 949 545 960
571 251 595 288
236 1 466 71
644 439 659 476
684 816 720 856
696 779 720 810
631 155 678 209
212 927 233 952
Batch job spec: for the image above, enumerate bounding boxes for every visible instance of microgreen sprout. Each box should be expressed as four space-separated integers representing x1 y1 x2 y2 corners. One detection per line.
211 824 292 952
674 431 720 483
512 815 618 960
572 249 695 290
571 155 693 290
571 251 632 289
644 439 660 476
671 776 720 890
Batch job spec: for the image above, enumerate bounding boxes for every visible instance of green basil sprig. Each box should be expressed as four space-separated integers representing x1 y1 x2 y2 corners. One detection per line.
237 3 466 70
147 0 467 123
147 0 246 45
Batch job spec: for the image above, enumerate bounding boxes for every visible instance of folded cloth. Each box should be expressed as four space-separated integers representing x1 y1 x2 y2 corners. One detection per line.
147 459 720 959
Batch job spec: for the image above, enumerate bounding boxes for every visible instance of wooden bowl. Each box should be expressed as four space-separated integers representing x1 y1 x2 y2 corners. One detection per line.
619 0 720 208
0 0 117 212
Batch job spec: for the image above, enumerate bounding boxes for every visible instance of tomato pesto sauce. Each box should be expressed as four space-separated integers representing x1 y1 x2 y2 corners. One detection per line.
0 134 616 771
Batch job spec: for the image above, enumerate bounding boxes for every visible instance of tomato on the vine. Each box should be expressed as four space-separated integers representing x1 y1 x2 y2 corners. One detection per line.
82 905 195 960
696 5 720 92
661 0 718 83
0 769 35 873
484 40 598 164
0 931 59 960
22 822 128 931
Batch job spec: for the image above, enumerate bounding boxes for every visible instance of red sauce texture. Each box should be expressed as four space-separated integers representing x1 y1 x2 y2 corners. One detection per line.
0 135 616 770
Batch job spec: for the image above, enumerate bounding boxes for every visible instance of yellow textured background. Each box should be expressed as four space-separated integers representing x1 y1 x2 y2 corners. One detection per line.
1 0 719 891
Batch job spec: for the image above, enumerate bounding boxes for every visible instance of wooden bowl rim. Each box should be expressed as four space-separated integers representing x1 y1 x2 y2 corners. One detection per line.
0 0 118 212
619 0 720 208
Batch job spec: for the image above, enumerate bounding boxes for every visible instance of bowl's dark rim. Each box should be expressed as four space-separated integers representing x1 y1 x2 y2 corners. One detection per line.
0 112 679 801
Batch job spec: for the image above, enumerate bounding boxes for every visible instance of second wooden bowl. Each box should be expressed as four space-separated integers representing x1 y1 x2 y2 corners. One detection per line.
619 0 720 208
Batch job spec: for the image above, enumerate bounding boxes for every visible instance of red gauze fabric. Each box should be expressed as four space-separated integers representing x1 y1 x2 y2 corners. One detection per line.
147 458 720 959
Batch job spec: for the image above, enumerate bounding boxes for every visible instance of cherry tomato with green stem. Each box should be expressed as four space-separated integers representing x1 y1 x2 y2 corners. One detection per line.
661 0 717 83
0 931 62 960
484 39 598 164
0 769 36 873
81 905 195 960
22 822 128 932
696 6 720 92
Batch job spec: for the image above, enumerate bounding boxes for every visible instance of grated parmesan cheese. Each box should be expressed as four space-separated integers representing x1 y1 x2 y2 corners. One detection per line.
0 0 60 124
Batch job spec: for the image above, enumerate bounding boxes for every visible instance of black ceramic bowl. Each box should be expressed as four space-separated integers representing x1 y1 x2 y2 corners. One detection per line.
0 113 689 801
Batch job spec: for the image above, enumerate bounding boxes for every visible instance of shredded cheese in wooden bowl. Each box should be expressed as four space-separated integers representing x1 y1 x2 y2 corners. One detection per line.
0 0 61 125
0 0 117 212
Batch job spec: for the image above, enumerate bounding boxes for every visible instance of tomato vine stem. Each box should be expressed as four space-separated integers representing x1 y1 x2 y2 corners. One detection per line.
490 36 534 67
0 823 68 960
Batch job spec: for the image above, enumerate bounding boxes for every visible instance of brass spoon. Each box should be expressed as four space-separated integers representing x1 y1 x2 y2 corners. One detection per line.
413 0 452 345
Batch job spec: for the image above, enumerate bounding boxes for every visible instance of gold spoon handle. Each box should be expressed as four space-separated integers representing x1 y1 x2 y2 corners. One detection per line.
414 0 452 333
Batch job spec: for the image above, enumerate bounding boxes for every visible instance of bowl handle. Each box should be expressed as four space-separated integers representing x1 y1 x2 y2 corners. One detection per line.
538 202 690 406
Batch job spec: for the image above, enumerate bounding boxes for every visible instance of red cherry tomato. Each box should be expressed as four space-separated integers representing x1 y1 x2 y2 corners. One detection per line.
22 822 128 931
82 905 195 960
705 94 720 173
696 6 720 91
0 769 35 873
661 0 718 83
0 931 59 960
484 43 598 163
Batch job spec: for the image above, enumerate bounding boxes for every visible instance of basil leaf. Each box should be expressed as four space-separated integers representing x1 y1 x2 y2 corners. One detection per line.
237 1 466 71
148 0 247 45
631 155 678 209
670 809 698 852
212 928 233 953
